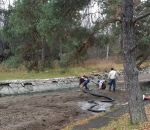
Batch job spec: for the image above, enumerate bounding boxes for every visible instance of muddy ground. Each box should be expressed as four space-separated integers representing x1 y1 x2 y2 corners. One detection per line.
0 88 128 130
0 73 149 130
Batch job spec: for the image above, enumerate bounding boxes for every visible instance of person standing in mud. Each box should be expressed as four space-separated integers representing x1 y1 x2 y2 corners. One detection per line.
79 75 90 90
108 68 118 92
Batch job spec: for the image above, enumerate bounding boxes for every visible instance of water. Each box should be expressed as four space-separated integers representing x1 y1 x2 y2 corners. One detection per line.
78 101 112 112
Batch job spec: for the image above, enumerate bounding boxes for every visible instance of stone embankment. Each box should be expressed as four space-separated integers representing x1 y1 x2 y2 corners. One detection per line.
0 67 149 95
0 77 79 95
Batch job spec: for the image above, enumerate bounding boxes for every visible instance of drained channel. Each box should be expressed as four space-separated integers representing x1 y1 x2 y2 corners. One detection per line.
0 76 149 113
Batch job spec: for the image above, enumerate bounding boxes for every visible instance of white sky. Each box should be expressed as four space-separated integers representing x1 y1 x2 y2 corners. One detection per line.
1 0 14 9
81 0 102 28
2 0 147 9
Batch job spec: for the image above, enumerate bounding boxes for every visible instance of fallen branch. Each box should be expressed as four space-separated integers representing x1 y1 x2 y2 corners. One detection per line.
134 12 150 23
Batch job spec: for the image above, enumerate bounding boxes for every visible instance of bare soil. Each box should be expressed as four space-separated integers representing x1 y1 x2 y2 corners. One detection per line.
0 89 128 130
0 73 149 130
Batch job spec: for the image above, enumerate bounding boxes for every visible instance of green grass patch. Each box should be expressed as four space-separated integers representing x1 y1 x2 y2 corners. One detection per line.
0 66 96 80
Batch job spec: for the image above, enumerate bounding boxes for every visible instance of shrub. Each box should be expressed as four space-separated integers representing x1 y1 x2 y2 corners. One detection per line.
2 55 22 68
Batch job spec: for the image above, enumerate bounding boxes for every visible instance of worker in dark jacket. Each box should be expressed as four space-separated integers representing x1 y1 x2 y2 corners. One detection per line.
79 75 90 90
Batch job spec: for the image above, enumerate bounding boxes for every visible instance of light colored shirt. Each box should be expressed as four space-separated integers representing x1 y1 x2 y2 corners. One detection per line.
108 70 117 80
98 80 105 89
143 95 145 100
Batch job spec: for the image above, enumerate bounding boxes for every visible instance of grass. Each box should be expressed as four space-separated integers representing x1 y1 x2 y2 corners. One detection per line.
0 58 123 80
0 66 100 80
0 58 149 80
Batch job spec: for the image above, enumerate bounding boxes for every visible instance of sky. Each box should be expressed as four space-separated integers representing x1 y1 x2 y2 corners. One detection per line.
1 0 14 9
2 0 147 9
81 0 101 28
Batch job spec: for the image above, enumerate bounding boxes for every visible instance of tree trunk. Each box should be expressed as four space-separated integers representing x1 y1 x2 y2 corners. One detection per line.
122 0 147 124
40 38 46 70
106 44 109 60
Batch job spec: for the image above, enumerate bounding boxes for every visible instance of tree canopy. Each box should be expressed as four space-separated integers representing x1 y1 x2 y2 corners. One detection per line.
0 0 149 70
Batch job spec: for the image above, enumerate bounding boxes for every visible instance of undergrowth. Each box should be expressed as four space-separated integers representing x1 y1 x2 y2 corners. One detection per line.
0 58 123 80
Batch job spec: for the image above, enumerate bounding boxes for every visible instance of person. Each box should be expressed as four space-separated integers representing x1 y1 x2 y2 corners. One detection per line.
143 95 150 100
108 68 118 92
79 75 90 90
98 80 106 90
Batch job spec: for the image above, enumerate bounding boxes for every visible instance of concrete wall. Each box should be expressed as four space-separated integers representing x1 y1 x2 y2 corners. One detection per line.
0 77 79 96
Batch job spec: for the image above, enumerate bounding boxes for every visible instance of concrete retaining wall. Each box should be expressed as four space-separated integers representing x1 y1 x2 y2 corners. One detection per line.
0 77 79 95
0 68 149 96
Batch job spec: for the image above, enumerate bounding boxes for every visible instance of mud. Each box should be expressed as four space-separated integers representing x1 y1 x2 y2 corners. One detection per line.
0 72 149 130
0 89 127 130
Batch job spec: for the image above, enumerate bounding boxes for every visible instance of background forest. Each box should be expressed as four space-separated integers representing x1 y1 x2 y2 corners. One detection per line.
0 0 149 71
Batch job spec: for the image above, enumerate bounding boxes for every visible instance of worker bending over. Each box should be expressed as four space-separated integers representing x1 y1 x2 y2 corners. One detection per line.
79 75 90 90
